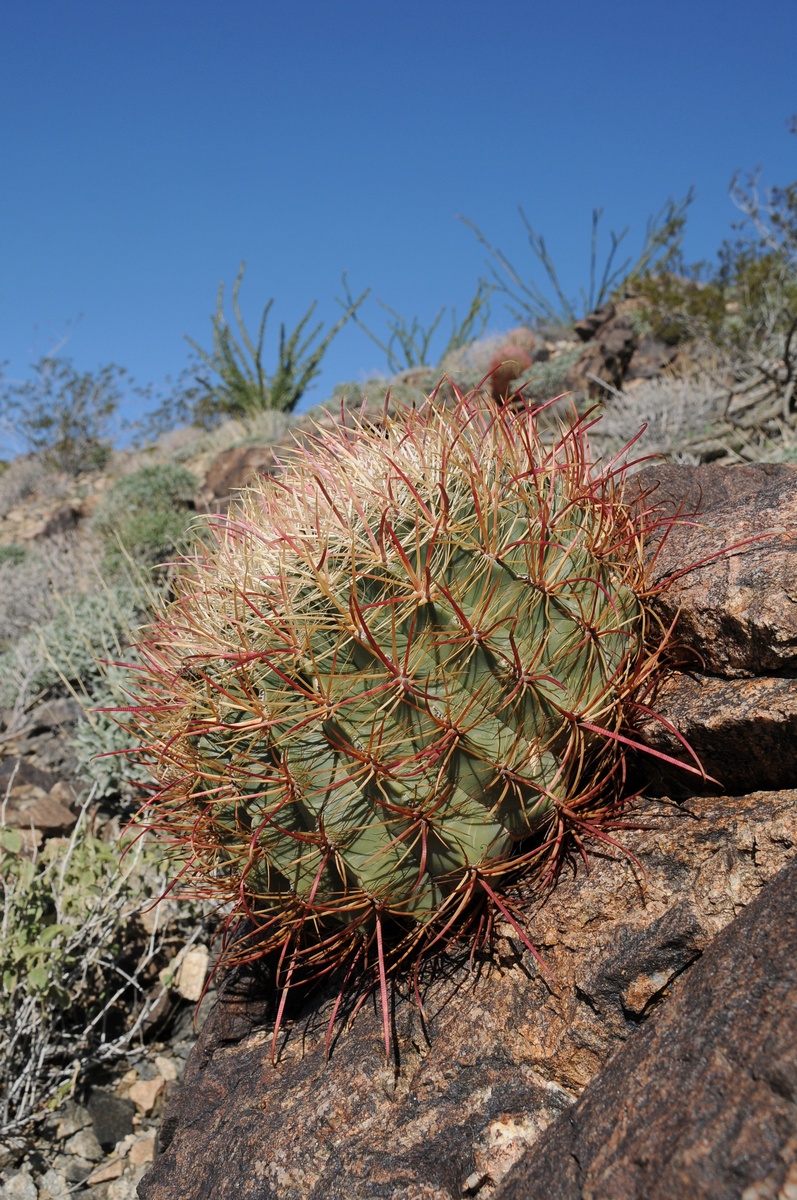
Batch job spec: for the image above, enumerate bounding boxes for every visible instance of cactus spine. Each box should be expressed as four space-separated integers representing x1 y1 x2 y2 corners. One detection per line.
129 391 677 1052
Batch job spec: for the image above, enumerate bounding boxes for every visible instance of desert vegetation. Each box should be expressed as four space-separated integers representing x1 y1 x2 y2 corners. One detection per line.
0 144 795 1187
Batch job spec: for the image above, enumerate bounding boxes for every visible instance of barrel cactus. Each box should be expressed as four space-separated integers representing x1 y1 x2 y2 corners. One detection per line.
128 390 689 1052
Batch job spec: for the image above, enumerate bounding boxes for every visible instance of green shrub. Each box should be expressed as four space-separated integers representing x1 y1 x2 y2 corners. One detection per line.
0 811 205 1135
71 666 145 801
517 346 583 400
0 581 145 711
176 262 367 427
92 463 199 571
0 356 146 475
0 544 27 567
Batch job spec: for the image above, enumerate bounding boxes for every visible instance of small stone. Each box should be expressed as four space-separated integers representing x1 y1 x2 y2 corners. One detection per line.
62 1158 92 1185
115 1069 139 1096
36 1168 69 1200
48 780 77 807
88 1091 136 1149
174 945 209 1002
128 1134 156 1167
63 1128 103 1162
153 1056 177 1082
54 1100 92 1140
86 1159 124 1185
127 1076 164 1116
0 1171 38 1200
622 969 675 1016
35 1171 69 1200
106 1177 140 1200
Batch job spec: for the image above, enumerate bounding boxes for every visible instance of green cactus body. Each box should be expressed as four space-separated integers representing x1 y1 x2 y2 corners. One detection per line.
130 392 665 1021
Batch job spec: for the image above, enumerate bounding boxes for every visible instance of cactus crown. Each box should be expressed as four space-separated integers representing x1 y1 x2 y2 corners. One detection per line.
129 391 677 1053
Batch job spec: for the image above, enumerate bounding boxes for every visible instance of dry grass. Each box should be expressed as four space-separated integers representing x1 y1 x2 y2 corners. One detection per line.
0 457 70 518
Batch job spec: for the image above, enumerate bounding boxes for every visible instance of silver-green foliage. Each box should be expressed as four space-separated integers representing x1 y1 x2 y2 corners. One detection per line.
92 463 199 571
0 808 174 1135
516 346 583 401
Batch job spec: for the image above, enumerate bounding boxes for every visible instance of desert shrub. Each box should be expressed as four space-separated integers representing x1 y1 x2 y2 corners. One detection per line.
71 665 146 801
0 357 143 475
637 162 797 415
0 455 69 518
0 535 104 650
0 580 146 712
337 274 493 374
92 463 199 571
517 346 583 401
460 193 693 329
166 263 367 428
587 372 728 463
0 805 208 1136
0 545 26 567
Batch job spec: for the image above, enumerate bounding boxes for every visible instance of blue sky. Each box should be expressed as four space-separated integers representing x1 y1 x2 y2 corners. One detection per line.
1 0 795 451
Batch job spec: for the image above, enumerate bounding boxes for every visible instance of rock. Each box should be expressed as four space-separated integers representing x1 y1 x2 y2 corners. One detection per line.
20 500 84 542
628 462 797 794
565 303 640 396
200 445 278 509
495 858 797 1200
624 334 678 381
88 1091 136 1150
173 946 209 1002
2 786 77 835
127 1077 164 1117
639 461 797 676
26 698 82 733
566 298 678 397
138 789 796 1200
106 1177 143 1200
87 1159 125 1185
153 1057 178 1083
36 1169 69 1200
573 302 616 342
54 1099 93 1140
52 1152 94 1184
639 673 797 795
64 1127 103 1162
0 1171 38 1200
0 758 56 794
128 1135 156 1167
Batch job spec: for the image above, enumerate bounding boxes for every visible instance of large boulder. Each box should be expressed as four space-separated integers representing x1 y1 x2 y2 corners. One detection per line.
633 462 797 796
496 857 797 1200
138 461 797 1200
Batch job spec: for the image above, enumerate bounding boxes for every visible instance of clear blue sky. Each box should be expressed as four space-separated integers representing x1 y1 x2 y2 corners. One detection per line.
1 0 795 451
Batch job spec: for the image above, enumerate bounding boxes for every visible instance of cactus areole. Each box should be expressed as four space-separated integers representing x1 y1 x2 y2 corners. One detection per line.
128 391 689 1051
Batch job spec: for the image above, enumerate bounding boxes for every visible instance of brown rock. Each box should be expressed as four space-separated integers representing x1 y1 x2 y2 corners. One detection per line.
573 303 616 343
639 462 797 676
129 1134 156 1167
0 757 57 793
128 1077 165 1116
3 784 77 834
87 1158 125 1185
639 673 797 795
495 858 797 1200
624 334 677 380
139 790 796 1200
565 298 680 396
626 462 797 795
201 445 278 507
